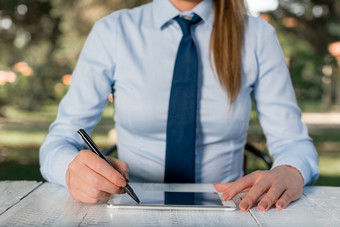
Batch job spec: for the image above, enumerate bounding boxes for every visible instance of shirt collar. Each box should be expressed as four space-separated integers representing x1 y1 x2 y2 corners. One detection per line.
152 0 214 29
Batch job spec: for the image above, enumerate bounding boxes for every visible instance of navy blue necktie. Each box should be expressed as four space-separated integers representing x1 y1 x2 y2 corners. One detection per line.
164 15 201 183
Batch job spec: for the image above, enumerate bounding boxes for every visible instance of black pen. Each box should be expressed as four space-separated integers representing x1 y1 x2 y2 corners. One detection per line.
77 129 140 204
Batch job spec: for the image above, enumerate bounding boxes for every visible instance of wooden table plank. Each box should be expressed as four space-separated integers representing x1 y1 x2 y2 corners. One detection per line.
304 186 340 221
0 181 42 215
86 206 256 227
0 183 91 226
0 183 257 226
3 182 339 226
248 186 340 227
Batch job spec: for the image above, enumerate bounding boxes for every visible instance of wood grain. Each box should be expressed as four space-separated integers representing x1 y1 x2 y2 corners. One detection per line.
246 186 340 227
0 181 42 215
1 182 340 226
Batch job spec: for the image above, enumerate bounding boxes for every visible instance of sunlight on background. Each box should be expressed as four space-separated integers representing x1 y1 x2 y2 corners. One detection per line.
246 0 279 15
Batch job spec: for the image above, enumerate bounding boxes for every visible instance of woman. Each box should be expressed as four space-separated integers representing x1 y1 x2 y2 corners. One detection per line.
40 0 319 212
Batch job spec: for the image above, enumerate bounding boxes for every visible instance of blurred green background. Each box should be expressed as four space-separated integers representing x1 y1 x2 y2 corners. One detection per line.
0 0 340 185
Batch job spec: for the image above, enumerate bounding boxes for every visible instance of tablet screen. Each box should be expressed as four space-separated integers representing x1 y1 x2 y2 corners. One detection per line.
124 191 221 206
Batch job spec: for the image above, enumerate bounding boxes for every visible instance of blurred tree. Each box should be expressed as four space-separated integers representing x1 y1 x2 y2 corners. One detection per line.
265 0 340 109
0 0 150 113
0 0 62 111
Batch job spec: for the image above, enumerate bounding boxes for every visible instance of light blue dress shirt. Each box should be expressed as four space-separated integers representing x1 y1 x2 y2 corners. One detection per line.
40 0 319 187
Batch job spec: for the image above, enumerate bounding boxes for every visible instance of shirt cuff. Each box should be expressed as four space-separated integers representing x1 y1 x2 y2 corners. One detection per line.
271 142 319 186
40 140 79 187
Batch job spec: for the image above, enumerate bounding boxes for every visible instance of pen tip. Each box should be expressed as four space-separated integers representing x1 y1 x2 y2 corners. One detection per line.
133 196 140 204
124 184 140 204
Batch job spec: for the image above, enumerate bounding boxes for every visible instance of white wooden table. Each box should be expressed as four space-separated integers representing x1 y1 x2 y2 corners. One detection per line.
0 181 339 226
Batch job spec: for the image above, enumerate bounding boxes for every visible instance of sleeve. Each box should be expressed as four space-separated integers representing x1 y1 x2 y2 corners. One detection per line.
252 19 319 186
39 18 117 187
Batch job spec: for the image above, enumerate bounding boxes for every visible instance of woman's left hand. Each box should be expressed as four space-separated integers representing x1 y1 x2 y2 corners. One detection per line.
214 165 304 211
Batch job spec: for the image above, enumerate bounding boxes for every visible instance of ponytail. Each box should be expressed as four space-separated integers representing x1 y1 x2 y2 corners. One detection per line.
211 0 248 103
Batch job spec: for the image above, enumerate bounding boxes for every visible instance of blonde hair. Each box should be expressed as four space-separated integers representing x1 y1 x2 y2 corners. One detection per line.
211 0 248 103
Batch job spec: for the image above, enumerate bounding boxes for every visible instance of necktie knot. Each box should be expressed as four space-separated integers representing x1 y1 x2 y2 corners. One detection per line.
175 14 201 37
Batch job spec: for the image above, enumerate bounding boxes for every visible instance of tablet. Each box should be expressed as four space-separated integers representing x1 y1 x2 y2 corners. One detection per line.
107 191 236 211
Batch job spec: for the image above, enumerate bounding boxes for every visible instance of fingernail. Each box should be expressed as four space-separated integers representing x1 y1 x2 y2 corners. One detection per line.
221 193 229 200
240 202 249 211
259 202 268 211
277 202 284 209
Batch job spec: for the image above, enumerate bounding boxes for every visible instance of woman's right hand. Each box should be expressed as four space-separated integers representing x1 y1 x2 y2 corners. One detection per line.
65 149 129 204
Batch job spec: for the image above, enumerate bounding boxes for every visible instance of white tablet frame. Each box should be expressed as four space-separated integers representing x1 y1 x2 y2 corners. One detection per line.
107 191 236 211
